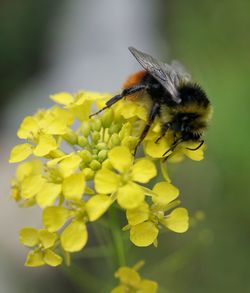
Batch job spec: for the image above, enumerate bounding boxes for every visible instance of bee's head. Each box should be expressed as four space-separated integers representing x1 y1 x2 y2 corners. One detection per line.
171 112 203 140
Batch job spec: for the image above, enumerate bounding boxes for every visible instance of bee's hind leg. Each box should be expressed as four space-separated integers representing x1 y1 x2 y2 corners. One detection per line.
89 85 146 118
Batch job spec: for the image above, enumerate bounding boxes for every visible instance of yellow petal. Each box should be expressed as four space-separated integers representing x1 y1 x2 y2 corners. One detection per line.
50 92 74 105
16 160 42 182
44 117 69 135
62 172 85 200
139 279 158 293
118 102 138 119
44 249 63 267
108 146 133 173
43 206 70 232
33 134 57 157
19 227 39 247
94 168 119 194
86 195 112 221
52 107 74 126
60 221 88 252
59 154 82 177
144 138 170 158
47 154 72 167
38 229 57 249
131 159 157 183
115 267 141 287
130 221 158 247
152 182 179 206
25 251 45 267
111 285 127 293
184 148 204 161
163 208 189 233
36 182 62 208
117 183 144 210
9 143 33 163
21 175 45 199
126 203 149 226
17 116 39 139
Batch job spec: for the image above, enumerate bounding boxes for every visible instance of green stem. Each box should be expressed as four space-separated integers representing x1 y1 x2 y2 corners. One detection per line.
61 263 103 293
108 206 126 267
160 160 171 182
92 223 114 270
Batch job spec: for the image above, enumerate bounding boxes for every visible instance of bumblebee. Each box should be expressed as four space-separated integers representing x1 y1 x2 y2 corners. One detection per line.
90 47 212 157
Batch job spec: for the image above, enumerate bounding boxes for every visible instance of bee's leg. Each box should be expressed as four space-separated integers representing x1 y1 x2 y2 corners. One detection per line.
133 102 160 156
89 85 146 118
155 123 171 143
186 140 204 151
162 137 184 161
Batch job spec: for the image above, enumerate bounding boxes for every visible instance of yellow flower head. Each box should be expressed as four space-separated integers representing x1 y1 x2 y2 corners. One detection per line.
9 89 206 271
126 181 189 247
95 146 157 209
111 261 158 293
20 227 62 267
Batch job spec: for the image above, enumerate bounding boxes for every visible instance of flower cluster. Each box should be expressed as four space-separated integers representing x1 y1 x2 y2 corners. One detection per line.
9 90 205 269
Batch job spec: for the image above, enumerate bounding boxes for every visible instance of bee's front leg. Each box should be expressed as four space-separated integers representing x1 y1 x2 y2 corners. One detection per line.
89 85 146 118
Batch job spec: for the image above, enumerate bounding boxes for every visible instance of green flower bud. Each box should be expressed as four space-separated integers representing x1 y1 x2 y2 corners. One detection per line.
62 130 78 145
101 109 114 128
78 150 92 163
79 161 87 170
78 136 88 147
98 149 108 162
119 123 132 140
81 122 91 136
91 131 101 143
82 168 94 180
92 149 98 155
108 122 122 134
96 142 107 151
90 119 102 132
92 154 98 160
122 136 138 150
89 160 101 171
110 133 121 146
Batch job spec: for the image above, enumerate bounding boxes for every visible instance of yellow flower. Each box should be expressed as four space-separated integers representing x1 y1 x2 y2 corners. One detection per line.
36 153 86 207
9 107 73 163
126 181 189 247
42 194 113 253
51 91 112 121
94 146 157 209
111 261 158 293
11 153 86 208
20 227 62 267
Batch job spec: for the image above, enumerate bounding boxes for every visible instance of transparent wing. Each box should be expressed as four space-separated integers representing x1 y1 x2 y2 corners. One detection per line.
170 60 191 83
129 47 190 104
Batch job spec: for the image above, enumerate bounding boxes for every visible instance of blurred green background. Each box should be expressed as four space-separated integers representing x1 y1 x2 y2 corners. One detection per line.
1 0 250 292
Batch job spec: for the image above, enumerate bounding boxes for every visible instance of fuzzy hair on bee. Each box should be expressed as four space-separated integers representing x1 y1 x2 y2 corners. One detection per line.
90 47 212 158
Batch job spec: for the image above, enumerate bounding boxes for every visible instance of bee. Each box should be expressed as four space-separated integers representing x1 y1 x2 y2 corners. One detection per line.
90 47 212 158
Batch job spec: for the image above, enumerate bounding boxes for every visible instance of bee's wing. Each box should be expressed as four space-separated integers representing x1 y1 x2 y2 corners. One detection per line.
129 47 190 104
170 60 191 83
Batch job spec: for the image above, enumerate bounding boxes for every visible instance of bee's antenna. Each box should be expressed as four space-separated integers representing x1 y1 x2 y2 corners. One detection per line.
186 140 204 151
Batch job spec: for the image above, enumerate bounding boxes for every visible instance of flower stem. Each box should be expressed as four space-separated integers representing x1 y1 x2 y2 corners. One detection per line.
108 206 126 267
